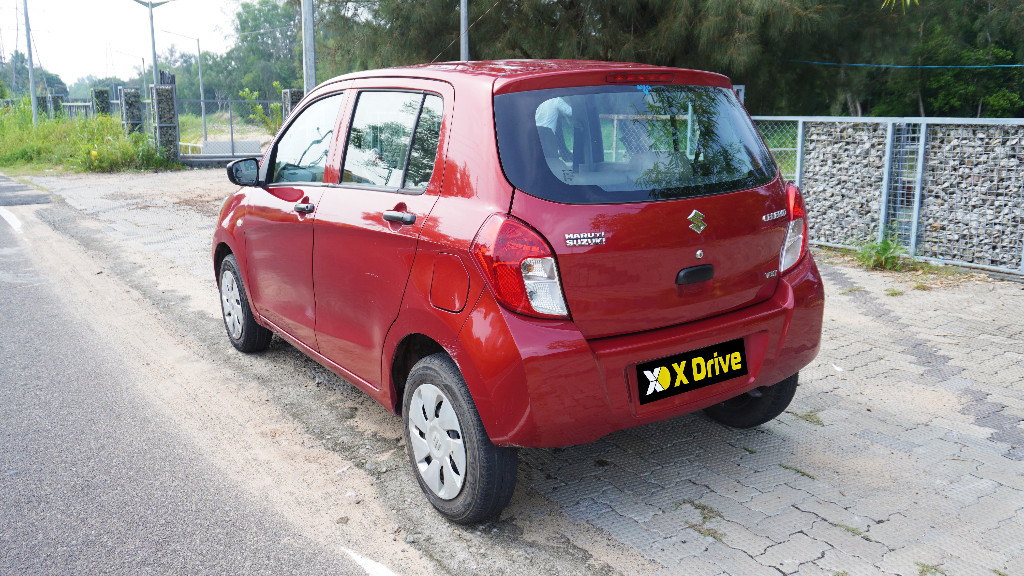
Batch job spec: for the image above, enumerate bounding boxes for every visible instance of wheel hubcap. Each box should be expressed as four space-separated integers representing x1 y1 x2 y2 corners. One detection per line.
408 383 466 500
220 270 244 340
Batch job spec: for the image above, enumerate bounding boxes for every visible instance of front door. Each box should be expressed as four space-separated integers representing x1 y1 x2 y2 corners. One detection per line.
242 92 346 348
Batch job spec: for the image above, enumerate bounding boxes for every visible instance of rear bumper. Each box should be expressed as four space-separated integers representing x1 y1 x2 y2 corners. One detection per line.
455 253 825 447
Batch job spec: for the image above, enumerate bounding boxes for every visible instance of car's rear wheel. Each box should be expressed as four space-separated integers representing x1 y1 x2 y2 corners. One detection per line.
402 353 518 524
703 373 799 428
218 254 272 353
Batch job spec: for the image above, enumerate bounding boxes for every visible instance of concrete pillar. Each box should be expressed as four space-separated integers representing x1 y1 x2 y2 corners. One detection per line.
151 84 179 161
91 88 110 116
282 89 304 120
120 88 143 135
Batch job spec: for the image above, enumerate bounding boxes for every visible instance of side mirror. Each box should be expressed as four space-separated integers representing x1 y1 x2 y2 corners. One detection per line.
227 158 260 186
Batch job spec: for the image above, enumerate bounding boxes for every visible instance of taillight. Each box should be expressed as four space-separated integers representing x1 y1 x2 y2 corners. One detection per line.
779 183 808 273
471 215 569 319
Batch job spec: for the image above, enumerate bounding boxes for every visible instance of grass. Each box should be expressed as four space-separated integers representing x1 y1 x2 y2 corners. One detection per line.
688 523 724 542
780 463 816 479
0 99 176 172
884 288 904 296
839 286 865 295
790 408 825 426
916 562 947 575
742 446 757 454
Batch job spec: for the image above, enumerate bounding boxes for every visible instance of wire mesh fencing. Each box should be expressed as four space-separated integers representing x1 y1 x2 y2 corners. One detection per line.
754 116 1024 275
177 98 278 157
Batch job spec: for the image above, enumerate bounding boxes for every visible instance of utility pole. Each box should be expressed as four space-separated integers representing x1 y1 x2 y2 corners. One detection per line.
301 0 315 92
460 0 469 61
23 0 37 124
163 30 207 141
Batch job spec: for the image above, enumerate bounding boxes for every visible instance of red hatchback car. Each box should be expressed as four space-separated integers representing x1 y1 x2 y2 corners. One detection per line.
213 60 824 524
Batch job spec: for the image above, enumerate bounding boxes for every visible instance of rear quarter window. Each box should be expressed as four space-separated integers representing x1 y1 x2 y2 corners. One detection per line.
494 84 776 204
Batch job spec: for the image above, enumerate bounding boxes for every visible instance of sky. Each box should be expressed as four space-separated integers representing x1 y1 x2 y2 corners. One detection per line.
0 0 243 86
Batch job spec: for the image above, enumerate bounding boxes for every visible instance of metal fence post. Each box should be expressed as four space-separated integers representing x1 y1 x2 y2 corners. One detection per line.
229 102 235 156
878 121 895 243
795 119 806 189
908 121 928 256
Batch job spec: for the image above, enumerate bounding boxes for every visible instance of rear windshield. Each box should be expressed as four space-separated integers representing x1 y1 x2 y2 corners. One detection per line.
494 84 776 204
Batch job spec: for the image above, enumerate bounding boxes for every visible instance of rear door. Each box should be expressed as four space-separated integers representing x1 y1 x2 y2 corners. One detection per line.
312 80 451 386
498 82 787 339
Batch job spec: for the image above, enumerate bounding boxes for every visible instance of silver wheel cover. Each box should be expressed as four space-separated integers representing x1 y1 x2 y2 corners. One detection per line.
219 269 244 340
408 383 467 500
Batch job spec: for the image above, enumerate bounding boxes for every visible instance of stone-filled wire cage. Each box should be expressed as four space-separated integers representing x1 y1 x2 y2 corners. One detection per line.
753 116 1024 275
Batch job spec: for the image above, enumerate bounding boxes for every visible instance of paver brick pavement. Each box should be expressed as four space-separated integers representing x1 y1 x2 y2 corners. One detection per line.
29 174 1024 576
521 252 1024 575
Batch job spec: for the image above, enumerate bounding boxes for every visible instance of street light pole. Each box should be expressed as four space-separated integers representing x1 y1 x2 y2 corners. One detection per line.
130 0 173 90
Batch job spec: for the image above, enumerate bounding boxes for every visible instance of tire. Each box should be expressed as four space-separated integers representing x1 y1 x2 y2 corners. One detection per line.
402 353 518 524
218 254 272 353
703 373 799 429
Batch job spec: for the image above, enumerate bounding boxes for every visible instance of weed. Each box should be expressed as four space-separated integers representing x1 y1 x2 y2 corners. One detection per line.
780 463 816 479
688 523 724 542
790 409 824 426
856 232 909 271
829 522 863 536
885 288 904 296
742 446 757 454
681 499 723 523
0 98 176 171
834 572 852 576
912 282 932 291
916 562 947 575
992 570 1008 576
839 286 865 295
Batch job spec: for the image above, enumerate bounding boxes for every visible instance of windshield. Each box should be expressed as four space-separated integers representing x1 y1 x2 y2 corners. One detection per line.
494 84 776 204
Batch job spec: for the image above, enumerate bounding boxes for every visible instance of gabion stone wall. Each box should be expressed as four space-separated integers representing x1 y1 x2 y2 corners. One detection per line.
120 88 143 135
800 122 887 246
282 89 304 120
151 85 178 160
918 125 1024 269
91 89 110 115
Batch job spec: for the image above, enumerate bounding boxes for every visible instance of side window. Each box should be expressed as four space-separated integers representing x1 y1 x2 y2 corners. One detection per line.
271 94 344 184
404 95 443 190
342 91 443 190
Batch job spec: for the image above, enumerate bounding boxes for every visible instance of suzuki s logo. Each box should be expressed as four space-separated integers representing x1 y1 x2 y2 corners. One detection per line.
688 210 707 234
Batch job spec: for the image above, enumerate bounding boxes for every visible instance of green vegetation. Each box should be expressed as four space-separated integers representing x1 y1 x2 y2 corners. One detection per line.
839 286 865 295
916 562 947 576
239 81 284 135
780 463 816 479
791 409 825 426
885 288 905 296
857 233 909 271
0 100 175 172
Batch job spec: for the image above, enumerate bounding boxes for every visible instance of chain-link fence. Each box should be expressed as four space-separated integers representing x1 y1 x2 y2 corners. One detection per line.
754 116 1024 275
177 98 278 158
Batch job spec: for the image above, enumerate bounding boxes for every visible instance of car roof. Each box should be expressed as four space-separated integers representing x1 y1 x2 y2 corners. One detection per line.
319 60 733 94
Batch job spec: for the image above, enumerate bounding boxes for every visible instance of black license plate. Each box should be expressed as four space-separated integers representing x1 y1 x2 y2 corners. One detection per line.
636 338 748 405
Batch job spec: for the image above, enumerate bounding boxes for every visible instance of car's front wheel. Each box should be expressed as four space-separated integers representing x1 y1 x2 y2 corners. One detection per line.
218 254 272 353
703 373 799 428
402 353 518 524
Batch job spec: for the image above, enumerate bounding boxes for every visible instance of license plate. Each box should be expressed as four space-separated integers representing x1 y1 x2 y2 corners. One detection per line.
636 338 748 405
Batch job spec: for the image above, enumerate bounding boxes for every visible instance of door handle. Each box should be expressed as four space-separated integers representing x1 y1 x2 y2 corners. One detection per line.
294 203 315 214
382 210 416 225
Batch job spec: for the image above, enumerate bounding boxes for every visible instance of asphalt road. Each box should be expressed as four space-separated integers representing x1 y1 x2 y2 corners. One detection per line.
0 180 366 575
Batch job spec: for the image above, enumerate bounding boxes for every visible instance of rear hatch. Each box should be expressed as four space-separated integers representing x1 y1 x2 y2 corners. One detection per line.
495 75 788 339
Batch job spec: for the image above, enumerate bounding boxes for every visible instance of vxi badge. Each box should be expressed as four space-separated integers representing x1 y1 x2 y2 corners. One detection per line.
636 338 748 405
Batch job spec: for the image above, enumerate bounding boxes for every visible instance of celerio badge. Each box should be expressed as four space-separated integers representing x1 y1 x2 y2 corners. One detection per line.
688 210 707 233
